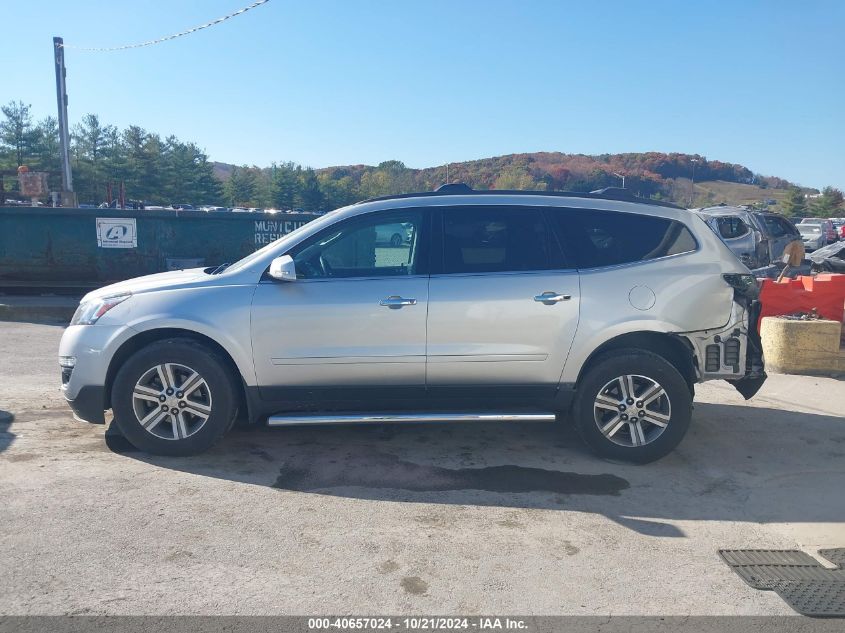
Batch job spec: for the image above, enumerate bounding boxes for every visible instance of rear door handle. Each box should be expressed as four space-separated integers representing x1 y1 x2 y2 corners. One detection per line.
380 296 417 309
534 292 571 305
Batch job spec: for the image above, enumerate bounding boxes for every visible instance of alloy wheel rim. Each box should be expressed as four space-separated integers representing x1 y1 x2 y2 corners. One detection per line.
131 363 212 440
593 374 671 448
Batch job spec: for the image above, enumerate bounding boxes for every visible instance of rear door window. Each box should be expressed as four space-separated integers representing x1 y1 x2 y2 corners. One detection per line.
759 214 790 238
776 216 800 238
716 216 750 239
550 208 697 269
440 206 557 274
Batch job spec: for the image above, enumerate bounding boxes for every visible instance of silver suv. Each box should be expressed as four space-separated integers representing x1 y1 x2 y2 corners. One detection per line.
59 185 766 463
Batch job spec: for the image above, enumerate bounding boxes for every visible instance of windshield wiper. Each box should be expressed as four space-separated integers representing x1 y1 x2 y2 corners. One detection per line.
209 263 231 275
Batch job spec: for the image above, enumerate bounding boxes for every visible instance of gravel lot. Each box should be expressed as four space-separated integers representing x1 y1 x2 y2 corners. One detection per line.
1 320 844 616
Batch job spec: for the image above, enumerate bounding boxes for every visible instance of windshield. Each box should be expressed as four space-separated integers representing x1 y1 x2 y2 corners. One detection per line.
798 224 821 234
223 208 346 274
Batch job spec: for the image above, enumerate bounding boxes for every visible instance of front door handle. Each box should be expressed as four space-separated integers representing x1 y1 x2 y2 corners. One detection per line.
534 292 571 305
380 296 417 309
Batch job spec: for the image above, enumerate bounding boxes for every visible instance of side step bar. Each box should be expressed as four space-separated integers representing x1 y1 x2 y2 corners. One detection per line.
267 411 557 427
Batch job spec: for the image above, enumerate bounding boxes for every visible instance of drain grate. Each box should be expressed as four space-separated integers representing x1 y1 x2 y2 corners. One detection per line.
819 549 845 569
719 549 845 617
773 581 845 618
720 549 821 568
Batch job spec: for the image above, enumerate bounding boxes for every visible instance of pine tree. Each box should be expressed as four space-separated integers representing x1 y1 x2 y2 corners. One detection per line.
780 187 806 217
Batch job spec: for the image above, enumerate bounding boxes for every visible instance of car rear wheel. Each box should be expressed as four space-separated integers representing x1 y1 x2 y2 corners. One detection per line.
572 349 692 463
111 338 236 456
390 233 403 247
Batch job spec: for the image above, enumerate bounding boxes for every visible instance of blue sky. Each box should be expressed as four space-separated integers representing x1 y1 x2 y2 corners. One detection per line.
4 1 844 189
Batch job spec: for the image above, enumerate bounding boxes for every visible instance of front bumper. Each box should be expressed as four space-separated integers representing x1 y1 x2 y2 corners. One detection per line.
59 323 132 424
65 385 106 424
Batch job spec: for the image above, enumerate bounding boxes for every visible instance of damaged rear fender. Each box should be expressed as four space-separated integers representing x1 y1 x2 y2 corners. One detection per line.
679 296 766 399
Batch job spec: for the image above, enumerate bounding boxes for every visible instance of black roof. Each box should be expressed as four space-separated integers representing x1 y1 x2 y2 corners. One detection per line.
358 183 684 210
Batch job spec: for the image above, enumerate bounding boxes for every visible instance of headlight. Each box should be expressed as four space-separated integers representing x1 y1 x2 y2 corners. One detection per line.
70 293 131 325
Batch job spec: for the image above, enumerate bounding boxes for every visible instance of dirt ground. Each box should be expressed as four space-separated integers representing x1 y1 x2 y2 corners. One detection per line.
1 321 844 616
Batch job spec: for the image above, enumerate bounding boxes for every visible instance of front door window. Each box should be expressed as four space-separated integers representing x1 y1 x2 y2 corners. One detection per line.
291 211 424 279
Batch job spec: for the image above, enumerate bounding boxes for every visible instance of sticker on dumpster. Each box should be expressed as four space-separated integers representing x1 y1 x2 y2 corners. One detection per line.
96 218 137 248
254 219 310 246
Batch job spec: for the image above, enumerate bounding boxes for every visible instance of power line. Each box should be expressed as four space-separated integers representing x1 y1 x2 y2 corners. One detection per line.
60 0 271 52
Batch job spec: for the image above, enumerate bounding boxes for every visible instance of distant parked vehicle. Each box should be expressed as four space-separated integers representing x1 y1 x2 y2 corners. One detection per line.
172 204 194 210
375 222 413 246
799 218 838 244
798 223 825 252
694 206 800 268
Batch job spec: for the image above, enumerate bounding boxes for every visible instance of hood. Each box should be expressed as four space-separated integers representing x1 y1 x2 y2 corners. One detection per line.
82 267 210 302
807 241 845 265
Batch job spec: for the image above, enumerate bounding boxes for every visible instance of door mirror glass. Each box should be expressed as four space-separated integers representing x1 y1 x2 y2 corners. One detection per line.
268 254 297 281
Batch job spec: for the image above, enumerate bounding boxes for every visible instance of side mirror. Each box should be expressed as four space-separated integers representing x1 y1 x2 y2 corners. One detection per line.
268 254 297 281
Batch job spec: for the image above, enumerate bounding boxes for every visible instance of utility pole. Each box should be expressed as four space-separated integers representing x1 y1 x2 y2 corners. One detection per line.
53 37 75 205
689 158 699 207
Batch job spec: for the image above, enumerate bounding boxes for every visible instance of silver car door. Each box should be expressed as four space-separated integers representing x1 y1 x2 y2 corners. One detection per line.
250 209 429 401
426 206 580 396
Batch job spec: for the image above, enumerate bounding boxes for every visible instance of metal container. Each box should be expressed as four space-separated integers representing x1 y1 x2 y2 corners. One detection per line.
0 207 317 286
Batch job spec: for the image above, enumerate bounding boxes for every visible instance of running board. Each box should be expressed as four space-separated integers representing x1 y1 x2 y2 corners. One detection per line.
266 411 557 426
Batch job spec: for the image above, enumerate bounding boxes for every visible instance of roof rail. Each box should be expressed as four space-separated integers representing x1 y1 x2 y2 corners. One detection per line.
434 183 473 194
358 182 684 209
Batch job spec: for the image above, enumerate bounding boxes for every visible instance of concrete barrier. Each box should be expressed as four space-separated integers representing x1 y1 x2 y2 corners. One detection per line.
760 316 845 376
758 274 845 326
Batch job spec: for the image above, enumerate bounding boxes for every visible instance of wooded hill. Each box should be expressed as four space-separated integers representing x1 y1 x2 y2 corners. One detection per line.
2 99 834 214
215 151 820 213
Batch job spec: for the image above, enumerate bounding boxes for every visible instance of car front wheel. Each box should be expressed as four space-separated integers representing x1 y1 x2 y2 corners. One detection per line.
572 349 692 463
111 338 236 456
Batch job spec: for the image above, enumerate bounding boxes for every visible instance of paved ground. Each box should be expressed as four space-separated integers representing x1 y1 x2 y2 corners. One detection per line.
1 321 844 616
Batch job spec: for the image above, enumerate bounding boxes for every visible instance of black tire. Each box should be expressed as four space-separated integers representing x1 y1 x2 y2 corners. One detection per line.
111 338 237 456
572 348 692 464
390 233 403 247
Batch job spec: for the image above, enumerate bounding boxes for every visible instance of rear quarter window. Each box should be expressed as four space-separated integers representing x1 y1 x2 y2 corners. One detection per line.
550 208 697 269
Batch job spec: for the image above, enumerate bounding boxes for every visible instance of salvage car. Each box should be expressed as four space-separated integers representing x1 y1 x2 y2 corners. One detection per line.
798 223 826 252
808 241 845 273
693 206 800 269
60 185 766 463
